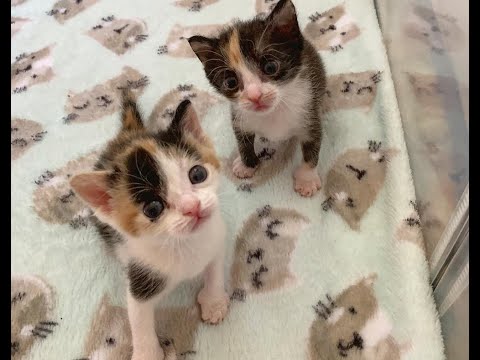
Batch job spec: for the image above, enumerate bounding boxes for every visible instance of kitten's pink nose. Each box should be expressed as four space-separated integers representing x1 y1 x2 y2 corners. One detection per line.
245 84 263 103
179 196 200 217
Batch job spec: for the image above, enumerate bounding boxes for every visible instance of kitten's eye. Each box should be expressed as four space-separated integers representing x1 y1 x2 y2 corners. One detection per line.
189 165 208 184
348 306 357 315
224 77 238 90
263 61 279 76
143 200 164 219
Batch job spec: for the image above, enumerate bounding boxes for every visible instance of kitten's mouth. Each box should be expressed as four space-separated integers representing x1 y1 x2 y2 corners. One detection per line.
253 103 270 112
190 211 211 231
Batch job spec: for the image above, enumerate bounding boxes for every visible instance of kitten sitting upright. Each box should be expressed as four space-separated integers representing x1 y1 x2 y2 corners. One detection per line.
188 0 326 197
70 94 229 360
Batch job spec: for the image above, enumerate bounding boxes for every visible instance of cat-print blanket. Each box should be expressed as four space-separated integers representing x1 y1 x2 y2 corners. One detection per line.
11 0 445 359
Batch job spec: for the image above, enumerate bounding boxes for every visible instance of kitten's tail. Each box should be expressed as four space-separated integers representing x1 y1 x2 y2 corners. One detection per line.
120 89 144 132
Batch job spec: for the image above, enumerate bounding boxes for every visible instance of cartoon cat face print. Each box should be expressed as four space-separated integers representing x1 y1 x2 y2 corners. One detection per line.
322 141 398 231
148 84 221 132
175 0 219 12
157 23 223 57
223 138 297 192
255 0 279 17
47 0 99 24
63 66 148 124
11 119 46 161
394 200 426 252
87 16 148 55
309 274 403 360
12 0 27 6
404 4 464 53
11 17 29 37
11 275 58 360
11 46 54 93
325 71 382 113
32 150 99 227
230 205 309 302
303 4 361 53
79 295 200 360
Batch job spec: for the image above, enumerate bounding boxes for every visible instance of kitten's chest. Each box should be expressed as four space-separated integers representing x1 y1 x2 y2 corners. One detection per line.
240 108 305 142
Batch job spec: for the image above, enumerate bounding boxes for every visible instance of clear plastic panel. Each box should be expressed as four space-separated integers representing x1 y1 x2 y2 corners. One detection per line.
375 0 469 262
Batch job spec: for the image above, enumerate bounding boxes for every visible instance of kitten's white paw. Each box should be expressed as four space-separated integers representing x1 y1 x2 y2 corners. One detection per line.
293 164 321 197
232 156 257 179
197 289 230 325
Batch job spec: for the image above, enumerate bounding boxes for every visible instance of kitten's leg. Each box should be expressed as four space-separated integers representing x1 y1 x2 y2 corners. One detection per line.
233 127 259 179
294 123 322 197
128 292 165 360
127 264 170 360
197 253 229 324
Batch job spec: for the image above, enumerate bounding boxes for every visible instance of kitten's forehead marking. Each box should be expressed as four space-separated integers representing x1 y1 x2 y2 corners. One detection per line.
227 29 243 69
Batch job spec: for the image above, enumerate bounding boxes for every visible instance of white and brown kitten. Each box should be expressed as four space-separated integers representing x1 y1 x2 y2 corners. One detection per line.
188 0 327 197
70 95 229 360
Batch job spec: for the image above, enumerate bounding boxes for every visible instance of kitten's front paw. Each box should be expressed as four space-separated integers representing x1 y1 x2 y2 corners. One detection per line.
233 156 257 179
293 164 321 197
197 289 230 325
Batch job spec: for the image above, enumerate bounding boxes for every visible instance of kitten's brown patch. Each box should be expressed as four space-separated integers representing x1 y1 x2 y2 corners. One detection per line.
175 0 219 11
32 150 99 226
309 274 402 360
230 206 308 299
303 4 360 52
159 23 223 57
11 118 46 161
80 294 200 360
64 66 148 124
48 0 99 24
11 17 29 37
325 71 382 113
147 84 221 133
223 138 297 191
87 17 148 55
226 29 243 69
322 143 398 231
11 45 55 92
11 275 57 360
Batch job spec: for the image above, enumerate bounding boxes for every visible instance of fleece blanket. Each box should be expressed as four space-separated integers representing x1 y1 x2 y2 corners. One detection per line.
11 0 445 359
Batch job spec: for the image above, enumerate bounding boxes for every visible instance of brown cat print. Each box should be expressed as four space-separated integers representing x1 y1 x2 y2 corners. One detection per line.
87 15 148 55
394 200 426 252
223 137 297 192
157 23 223 57
47 0 99 24
325 71 382 113
230 205 309 302
11 275 58 360
304 4 361 53
322 141 398 231
11 118 46 161
12 0 27 6
63 66 149 124
11 17 29 37
148 84 221 132
255 0 279 17
175 0 219 12
309 274 407 360
11 46 55 93
77 294 200 360
32 150 99 227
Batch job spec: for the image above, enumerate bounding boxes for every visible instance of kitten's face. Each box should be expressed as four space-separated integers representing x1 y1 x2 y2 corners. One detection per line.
71 99 220 241
189 0 304 114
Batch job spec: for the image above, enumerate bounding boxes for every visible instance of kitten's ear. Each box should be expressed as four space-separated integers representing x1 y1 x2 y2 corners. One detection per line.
267 0 300 36
188 35 219 65
168 99 206 141
120 90 144 132
70 171 112 215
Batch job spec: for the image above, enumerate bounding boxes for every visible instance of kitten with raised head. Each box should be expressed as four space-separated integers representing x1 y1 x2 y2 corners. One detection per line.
70 94 229 360
188 0 327 197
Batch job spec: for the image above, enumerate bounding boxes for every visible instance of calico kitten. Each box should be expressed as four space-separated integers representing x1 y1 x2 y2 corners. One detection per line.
70 94 229 360
188 0 327 197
